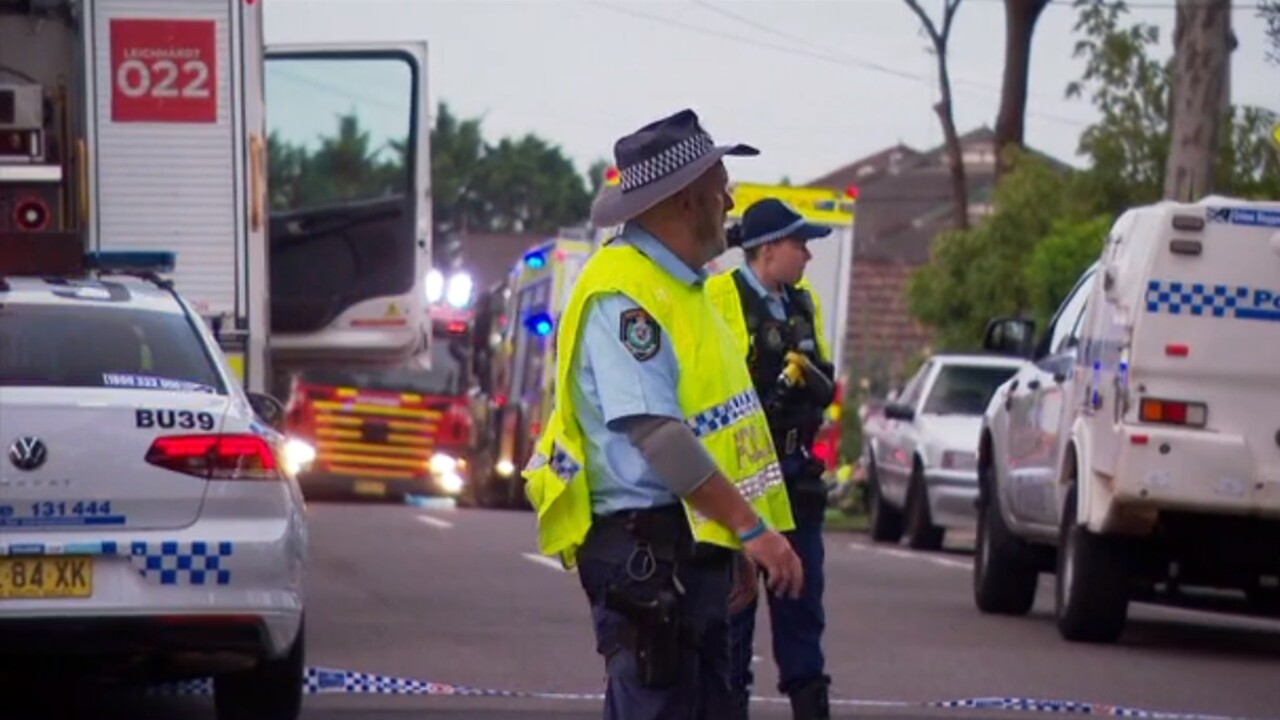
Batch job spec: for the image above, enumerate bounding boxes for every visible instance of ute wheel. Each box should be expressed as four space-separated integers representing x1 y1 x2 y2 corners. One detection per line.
973 470 1038 615
215 617 305 720
867 454 903 544
904 465 945 550
1056 485 1130 643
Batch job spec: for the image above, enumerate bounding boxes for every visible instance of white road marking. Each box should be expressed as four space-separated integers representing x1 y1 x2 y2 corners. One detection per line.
415 514 454 529
523 552 568 572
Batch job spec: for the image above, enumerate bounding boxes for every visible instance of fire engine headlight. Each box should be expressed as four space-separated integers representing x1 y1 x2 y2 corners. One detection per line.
439 472 465 495
283 438 317 477
429 453 458 475
496 459 515 477
426 269 445 303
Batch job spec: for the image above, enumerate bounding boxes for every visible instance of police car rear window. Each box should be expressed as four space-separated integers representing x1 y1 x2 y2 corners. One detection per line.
0 305 224 393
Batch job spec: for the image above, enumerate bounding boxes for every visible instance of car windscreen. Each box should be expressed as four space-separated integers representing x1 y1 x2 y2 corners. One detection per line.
922 364 1018 416
0 304 225 393
301 334 468 396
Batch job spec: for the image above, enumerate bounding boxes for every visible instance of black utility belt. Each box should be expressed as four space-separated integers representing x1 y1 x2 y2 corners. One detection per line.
590 505 732 565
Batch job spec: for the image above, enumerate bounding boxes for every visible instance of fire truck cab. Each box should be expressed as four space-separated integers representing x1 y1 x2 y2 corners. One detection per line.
284 294 477 502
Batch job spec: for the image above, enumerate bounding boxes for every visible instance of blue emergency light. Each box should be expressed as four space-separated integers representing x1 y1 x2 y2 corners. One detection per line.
85 251 176 274
522 249 547 270
524 311 554 337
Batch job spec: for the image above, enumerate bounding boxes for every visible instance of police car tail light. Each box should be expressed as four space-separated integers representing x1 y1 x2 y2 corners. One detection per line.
1139 398 1208 428
146 434 282 481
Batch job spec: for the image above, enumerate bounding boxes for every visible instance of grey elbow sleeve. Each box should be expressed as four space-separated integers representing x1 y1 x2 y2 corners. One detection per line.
621 416 720 498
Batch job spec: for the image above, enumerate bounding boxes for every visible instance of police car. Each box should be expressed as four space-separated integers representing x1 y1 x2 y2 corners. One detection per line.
0 251 307 719
974 196 1280 644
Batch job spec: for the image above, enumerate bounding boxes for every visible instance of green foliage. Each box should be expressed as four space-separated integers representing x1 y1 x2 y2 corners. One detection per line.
907 152 1074 351
1263 1 1280 65
905 1 1280 351
1024 214 1112 328
268 114 407 213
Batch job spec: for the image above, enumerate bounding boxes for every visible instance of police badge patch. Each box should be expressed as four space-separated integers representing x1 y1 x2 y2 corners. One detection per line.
620 308 660 361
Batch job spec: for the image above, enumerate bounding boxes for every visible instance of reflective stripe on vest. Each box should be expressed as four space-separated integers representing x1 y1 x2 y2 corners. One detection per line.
521 242 795 568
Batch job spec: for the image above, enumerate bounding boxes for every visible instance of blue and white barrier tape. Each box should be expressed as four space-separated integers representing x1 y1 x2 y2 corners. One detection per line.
150 666 1270 719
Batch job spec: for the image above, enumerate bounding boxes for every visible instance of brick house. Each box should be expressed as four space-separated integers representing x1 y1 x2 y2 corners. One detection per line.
806 128 1006 392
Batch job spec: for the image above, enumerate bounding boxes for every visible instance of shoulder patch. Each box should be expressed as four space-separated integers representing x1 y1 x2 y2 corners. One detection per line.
619 308 661 362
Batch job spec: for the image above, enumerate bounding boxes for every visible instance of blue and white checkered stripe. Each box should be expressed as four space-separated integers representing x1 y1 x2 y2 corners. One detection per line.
686 390 762 438
620 133 714 191
1146 280 1249 317
549 445 581 481
127 541 234 586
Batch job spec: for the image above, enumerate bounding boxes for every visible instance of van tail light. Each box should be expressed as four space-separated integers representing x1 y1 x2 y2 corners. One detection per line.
146 434 281 480
1139 398 1208 428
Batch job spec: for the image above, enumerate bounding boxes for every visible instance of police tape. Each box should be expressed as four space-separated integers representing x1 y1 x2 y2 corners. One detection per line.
149 666 1269 719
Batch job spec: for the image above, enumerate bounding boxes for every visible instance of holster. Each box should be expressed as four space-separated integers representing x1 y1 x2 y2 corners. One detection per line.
605 582 682 689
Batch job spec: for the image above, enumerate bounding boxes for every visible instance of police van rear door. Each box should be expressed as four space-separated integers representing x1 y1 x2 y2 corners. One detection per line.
1124 200 1280 477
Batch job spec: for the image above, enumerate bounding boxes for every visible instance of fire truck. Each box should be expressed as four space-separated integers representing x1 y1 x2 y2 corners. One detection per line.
0 0 432 399
470 236 591 508
283 283 479 502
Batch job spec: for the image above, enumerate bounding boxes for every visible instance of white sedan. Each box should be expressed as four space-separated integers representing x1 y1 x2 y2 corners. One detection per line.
0 269 307 719
864 353 1026 550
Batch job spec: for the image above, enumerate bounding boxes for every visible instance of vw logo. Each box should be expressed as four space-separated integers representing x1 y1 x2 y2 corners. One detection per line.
8 437 47 472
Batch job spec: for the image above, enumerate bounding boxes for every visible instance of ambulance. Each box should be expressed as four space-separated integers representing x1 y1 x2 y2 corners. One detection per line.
0 0 432 398
472 236 591 508
976 196 1280 643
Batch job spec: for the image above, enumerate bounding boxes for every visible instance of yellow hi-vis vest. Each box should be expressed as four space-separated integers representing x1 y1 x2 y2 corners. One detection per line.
706 270 830 361
521 242 795 568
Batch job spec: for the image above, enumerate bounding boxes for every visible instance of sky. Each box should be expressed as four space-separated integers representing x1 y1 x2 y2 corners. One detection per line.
262 0 1277 187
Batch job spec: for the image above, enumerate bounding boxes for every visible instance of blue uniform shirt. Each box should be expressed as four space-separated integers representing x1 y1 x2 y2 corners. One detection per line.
571 223 708 514
738 263 788 322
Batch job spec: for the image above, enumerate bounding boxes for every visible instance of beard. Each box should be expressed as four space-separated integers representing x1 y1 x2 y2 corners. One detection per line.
693 200 727 263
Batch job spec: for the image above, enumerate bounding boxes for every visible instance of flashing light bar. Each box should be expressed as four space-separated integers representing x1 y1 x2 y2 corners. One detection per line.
522 249 547 270
85 251 176 274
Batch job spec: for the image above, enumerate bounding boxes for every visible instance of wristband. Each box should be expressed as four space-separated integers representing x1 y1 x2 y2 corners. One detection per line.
738 518 767 543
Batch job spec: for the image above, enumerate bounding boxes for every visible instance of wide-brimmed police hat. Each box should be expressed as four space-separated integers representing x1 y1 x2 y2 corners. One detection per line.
590 109 758 228
728 198 832 250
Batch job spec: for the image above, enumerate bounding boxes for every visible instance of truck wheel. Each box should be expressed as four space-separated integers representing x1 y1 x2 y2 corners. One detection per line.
904 466 944 551
973 472 1037 615
1056 485 1129 643
214 617 305 720
867 454 903 544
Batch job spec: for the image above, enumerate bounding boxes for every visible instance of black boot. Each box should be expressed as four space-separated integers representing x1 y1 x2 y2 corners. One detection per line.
787 676 831 720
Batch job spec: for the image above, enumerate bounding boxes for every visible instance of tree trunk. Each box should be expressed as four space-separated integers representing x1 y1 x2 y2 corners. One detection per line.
1164 0 1232 202
994 0 1050 182
933 61 970 231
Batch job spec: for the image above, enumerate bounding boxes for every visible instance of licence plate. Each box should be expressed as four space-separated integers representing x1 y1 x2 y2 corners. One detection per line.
354 479 387 497
0 557 93 599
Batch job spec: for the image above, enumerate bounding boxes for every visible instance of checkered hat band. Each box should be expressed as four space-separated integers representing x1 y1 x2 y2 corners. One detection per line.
740 217 808 250
620 133 715 192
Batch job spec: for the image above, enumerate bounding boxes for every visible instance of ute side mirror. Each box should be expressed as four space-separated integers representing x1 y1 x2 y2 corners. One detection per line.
247 391 286 431
883 402 916 422
983 317 1037 359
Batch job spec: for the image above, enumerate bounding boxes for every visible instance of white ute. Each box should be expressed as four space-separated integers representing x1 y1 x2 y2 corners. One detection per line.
0 252 308 719
864 353 1025 550
974 196 1280 643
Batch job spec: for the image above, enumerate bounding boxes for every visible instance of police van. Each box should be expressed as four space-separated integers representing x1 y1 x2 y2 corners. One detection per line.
975 196 1280 643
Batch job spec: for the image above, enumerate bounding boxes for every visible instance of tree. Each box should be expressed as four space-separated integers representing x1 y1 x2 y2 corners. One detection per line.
267 112 406 213
994 0 1052 180
903 0 970 231
1263 1 1280 65
1163 0 1232 202
586 159 611 198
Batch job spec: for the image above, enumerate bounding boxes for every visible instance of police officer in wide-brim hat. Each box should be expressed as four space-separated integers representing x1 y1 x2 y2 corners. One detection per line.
708 197 841 720
521 108 805 720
